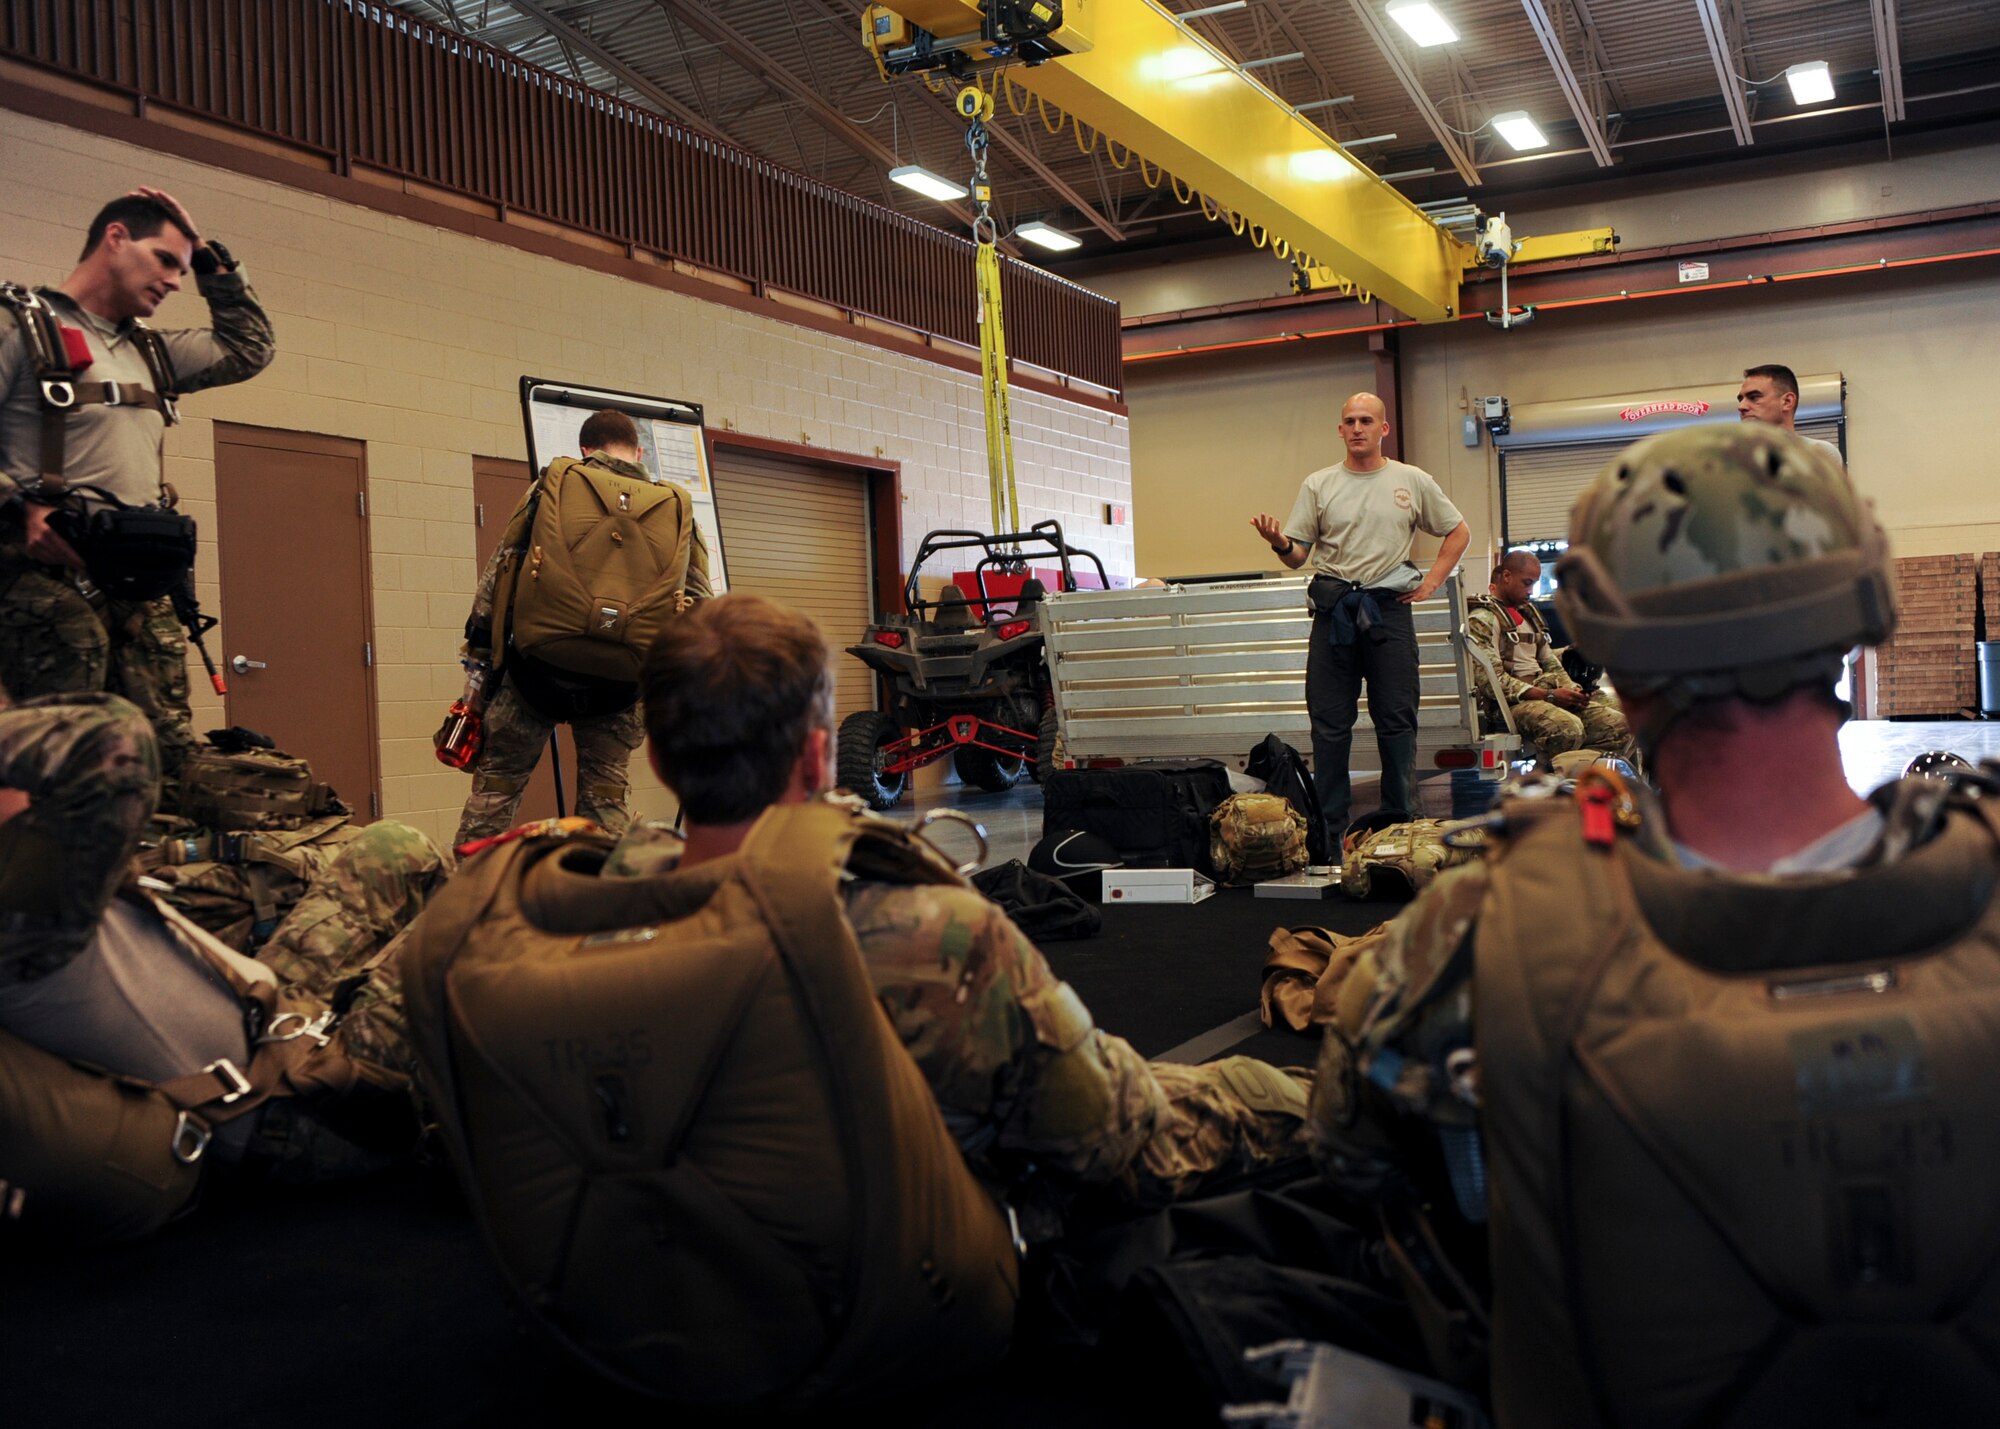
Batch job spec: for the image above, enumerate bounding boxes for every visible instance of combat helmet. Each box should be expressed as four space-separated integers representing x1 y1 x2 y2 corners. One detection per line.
1554 424 1896 709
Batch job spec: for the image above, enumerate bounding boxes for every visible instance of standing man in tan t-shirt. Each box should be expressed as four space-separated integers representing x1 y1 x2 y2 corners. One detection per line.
1252 393 1469 843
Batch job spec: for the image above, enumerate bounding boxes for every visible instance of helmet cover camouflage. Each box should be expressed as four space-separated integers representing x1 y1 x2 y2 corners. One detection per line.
1554 425 1896 702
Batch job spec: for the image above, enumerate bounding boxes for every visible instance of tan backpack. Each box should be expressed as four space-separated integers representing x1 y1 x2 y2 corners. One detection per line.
178 746 345 832
144 814 363 951
1340 815 1475 900
0 1027 203 1246
1210 792 1310 885
0 891 375 1246
1476 786 2000 1426
495 455 695 684
398 801 1019 1409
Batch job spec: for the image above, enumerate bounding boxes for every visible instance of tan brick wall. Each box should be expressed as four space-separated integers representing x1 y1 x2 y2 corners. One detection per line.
2 110 1134 848
1866 554 1977 717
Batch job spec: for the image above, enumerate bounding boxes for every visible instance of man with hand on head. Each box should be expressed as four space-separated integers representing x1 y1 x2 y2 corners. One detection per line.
0 188 275 806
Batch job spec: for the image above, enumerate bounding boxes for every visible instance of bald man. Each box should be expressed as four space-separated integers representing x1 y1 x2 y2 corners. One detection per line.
1252 393 1469 843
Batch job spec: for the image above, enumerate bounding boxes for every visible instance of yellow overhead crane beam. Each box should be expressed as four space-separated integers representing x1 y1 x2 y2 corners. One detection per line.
863 0 1615 323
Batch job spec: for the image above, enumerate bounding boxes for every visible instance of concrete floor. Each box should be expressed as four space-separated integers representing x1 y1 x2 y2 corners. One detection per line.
878 718 2000 871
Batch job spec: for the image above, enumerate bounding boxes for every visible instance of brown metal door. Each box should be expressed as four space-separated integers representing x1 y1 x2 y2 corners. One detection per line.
212 425 381 818
472 457 577 821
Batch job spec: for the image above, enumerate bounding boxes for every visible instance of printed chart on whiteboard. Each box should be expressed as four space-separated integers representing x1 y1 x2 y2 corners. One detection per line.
517 376 729 592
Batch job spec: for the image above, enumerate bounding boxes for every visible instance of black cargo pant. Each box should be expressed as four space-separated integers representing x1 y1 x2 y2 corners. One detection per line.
1305 585 1420 842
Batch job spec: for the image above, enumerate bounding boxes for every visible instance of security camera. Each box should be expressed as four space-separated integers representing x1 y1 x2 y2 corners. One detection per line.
1474 213 1514 270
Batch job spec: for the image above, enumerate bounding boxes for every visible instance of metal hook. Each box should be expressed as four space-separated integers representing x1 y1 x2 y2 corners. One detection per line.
914 808 989 875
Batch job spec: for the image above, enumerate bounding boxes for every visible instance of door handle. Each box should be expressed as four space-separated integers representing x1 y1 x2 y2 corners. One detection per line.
230 655 268 674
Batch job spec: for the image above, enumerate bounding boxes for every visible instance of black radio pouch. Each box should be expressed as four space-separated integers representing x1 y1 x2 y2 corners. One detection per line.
46 486 197 601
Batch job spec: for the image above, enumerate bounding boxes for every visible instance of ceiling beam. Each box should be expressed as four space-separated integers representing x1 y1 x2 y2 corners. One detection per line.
1520 0 1614 166
643 0 992 236
1341 0 1482 184
1693 0 1755 146
1870 0 1907 123
501 0 717 135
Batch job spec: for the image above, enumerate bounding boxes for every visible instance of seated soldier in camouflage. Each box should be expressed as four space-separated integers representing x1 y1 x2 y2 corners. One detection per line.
606 594 1311 1213
1464 549 1629 764
0 689 450 1191
1310 427 2000 1426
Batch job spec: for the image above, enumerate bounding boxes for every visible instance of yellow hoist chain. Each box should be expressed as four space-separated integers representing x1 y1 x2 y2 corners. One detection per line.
956 72 1374 306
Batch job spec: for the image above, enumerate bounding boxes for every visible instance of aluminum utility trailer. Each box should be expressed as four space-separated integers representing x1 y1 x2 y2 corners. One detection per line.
1040 572 1486 773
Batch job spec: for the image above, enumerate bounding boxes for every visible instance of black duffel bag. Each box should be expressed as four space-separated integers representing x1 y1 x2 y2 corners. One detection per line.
1042 759 1233 875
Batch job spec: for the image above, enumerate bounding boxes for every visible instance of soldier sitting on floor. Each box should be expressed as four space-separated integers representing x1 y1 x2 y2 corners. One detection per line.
394 594 1318 1410
1309 426 2000 1427
609 594 1313 1213
1465 548 1630 765
0 689 449 1243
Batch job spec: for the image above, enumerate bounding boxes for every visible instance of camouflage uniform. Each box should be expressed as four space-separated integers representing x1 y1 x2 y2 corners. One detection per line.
0 695 448 1173
0 272 276 805
454 450 713 846
606 819 1311 1210
1464 593 1629 764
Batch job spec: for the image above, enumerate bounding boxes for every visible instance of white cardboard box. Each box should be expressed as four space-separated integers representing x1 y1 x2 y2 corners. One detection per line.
1103 869 1216 904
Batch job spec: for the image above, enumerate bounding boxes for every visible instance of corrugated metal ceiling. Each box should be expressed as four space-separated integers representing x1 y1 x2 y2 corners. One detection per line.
382 0 2000 258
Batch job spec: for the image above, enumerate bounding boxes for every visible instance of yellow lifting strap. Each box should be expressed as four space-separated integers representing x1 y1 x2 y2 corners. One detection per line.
974 237 1019 533
962 89 1020 534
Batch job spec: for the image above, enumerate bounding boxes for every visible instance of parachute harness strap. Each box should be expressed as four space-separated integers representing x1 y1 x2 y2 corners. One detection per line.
966 103 1020 535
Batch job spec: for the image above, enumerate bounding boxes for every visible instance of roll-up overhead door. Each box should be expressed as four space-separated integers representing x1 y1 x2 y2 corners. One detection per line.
708 448 878 723
1497 373 1846 547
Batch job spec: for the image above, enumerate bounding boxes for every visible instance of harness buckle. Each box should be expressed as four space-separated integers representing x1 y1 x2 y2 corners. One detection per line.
171 1112 212 1165
40 379 75 410
259 1010 336 1048
201 1058 252 1105
101 383 123 408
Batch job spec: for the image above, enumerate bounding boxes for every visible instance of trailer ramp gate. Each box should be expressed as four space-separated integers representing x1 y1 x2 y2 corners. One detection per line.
1041 573 1478 772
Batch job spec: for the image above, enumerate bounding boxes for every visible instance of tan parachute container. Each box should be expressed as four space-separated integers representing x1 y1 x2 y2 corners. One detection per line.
494 455 694 684
1475 784 2000 1427
1340 815 1474 900
399 801 1019 1409
0 1028 204 1246
1210 792 1309 885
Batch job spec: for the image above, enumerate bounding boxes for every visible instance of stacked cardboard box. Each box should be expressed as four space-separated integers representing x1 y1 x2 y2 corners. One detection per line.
1982 552 2000 640
1868 554 1976 716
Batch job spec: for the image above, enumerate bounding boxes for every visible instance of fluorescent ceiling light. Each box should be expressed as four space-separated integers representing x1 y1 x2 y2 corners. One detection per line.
1784 60 1834 105
1491 111 1549 150
1242 51 1305 69
1177 1 1246 18
1342 132 1398 148
889 164 967 202
1296 96 1356 111
1386 1 1458 47
1378 166 1437 181
1015 220 1082 252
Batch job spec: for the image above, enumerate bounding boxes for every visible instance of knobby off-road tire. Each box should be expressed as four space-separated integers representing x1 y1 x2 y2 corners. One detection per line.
837 709 907 810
